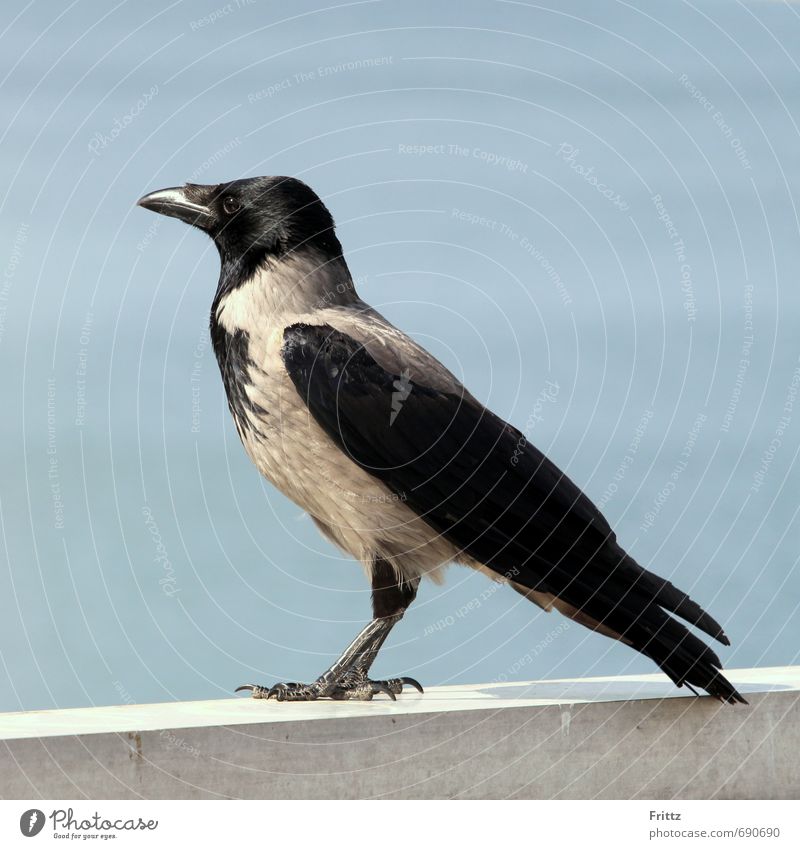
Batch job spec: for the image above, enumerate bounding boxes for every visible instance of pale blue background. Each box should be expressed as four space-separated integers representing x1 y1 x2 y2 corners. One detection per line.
1 0 799 711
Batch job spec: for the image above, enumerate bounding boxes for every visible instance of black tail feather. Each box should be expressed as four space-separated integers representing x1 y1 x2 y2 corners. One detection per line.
528 559 748 705
615 551 731 645
640 574 731 646
628 603 747 705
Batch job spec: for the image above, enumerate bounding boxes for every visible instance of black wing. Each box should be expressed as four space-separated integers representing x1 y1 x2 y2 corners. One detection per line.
282 323 744 703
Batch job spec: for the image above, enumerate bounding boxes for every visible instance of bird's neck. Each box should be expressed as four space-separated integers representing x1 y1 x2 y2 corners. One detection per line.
212 249 359 335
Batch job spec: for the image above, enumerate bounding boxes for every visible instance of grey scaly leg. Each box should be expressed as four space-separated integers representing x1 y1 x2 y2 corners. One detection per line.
236 560 422 701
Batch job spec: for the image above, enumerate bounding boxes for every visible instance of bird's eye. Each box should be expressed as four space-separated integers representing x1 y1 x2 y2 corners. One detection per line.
222 196 241 215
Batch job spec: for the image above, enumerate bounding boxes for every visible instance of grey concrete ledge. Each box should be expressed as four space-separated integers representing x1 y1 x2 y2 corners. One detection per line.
1 667 798 799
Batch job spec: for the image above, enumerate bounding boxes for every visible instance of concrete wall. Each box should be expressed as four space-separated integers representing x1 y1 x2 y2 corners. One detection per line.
1 667 797 799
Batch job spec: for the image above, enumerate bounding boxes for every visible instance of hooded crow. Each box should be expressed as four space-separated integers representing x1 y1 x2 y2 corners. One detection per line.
137 176 745 704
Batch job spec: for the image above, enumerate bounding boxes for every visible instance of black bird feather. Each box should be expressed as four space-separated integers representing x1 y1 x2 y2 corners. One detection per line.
282 322 746 704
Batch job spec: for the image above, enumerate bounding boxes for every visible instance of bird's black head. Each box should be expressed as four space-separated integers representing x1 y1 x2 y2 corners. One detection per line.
137 176 343 285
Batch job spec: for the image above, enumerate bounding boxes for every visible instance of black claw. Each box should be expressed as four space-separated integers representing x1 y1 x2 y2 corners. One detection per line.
373 683 397 701
400 677 424 693
235 683 271 699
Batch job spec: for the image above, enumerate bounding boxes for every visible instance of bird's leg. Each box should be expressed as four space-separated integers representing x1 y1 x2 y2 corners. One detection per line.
237 559 422 701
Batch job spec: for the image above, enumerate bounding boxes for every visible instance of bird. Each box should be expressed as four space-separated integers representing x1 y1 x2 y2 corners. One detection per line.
137 176 745 705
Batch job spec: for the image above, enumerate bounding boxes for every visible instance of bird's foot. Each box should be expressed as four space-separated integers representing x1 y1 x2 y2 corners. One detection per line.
327 673 423 701
236 670 423 702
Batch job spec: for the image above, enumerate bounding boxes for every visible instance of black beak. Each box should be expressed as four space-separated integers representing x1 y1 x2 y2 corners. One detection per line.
136 185 213 228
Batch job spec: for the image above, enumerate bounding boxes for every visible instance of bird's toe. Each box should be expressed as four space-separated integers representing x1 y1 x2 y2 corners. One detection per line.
234 683 270 699
328 676 424 700
393 676 424 694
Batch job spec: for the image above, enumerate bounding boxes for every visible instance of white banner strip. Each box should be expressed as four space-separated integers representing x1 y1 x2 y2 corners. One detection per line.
1 800 797 847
